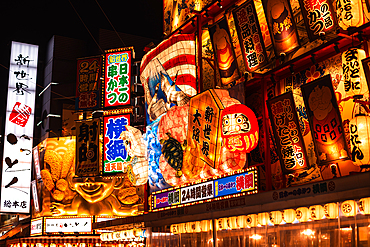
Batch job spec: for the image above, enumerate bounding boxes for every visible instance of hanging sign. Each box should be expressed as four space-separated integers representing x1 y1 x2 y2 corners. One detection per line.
208 18 240 86
76 119 100 176
298 0 336 40
31 180 40 213
30 218 43 235
301 75 350 164
104 48 132 108
233 0 268 72
267 92 309 174
45 217 93 233
33 146 41 180
1 41 38 213
103 114 131 174
262 0 300 55
214 170 256 197
76 56 102 110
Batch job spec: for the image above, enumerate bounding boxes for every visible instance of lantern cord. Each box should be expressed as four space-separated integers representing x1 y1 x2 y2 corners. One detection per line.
353 99 370 113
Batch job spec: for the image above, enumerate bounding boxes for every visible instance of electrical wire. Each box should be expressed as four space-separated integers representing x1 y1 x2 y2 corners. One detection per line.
68 0 104 53
95 0 126 47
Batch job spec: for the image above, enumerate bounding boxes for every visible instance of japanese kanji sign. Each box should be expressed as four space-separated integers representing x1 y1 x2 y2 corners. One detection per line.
76 119 100 177
45 217 93 233
1 42 38 213
76 56 102 110
233 0 268 72
267 92 309 174
103 114 131 174
104 48 132 108
298 0 336 40
186 89 224 169
262 0 300 55
301 75 350 165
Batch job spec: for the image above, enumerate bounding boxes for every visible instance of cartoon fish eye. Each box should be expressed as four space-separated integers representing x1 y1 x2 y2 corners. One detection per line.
237 116 243 123
223 119 229 126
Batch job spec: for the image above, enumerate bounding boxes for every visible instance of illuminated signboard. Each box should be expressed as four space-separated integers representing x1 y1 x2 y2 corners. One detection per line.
151 169 257 210
233 0 268 72
0 41 38 213
298 0 336 41
30 218 43 236
76 56 102 110
33 146 41 180
45 217 93 233
103 114 131 174
31 180 40 213
76 119 101 177
301 75 350 164
104 48 132 108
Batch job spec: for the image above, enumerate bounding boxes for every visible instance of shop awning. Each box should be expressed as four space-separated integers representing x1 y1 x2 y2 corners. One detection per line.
0 224 28 240
7 236 101 244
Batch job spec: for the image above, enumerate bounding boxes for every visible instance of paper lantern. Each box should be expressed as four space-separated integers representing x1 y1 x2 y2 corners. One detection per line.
296 207 310 222
246 214 258 227
178 223 186 233
221 104 259 153
170 224 179 234
283 209 296 223
258 212 269 226
189 221 198 233
342 48 367 98
349 115 370 166
324 203 339 219
236 216 246 228
336 0 364 30
341 200 357 217
201 220 211 232
359 197 370 214
185 222 193 233
228 217 238 229
269 211 283 225
193 221 202 233
216 218 228 230
309 205 325 220
134 228 143 237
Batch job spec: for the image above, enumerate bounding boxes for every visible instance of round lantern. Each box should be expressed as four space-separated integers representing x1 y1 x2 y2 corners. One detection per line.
185 222 193 233
178 223 186 233
341 200 357 217
170 224 179 234
134 228 143 237
296 207 310 222
229 217 238 229
309 205 325 220
216 218 228 230
258 212 269 226
324 203 339 219
193 221 202 233
236 215 246 228
283 209 296 223
269 211 283 225
349 114 370 166
126 229 135 238
221 104 259 153
342 48 368 98
336 0 364 30
246 214 258 228
189 221 198 233
201 220 211 232
359 197 370 214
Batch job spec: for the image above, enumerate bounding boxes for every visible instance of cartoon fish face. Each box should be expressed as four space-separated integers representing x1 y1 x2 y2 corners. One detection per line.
222 113 251 136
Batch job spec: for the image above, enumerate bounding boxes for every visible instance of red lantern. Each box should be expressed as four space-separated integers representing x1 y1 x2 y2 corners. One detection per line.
221 104 259 153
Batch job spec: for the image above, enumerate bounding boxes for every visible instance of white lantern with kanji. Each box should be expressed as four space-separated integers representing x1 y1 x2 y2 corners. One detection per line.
349 114 370 166
336 0 364 30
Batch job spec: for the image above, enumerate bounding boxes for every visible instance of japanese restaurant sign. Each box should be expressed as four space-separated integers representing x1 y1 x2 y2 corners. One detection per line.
214 170 256 197
267 92 309 174
103 114 131 174
233 0 268 72
298 0 336 40
104 48 132 108
301 75 350 164
76 119 100 177
186 89 224 169
45 217 92 233
31 218 43 235
76 56 102 110
1 41 38 213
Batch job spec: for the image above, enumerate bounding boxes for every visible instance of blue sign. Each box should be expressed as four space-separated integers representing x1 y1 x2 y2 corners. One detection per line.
214 171 255 197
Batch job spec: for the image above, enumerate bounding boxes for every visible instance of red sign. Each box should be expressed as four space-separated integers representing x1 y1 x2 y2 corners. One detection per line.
233 0 268 72
9 102 31 127
267 92 309 174
76 56 102 110
298 0 336 41
104 49 132 108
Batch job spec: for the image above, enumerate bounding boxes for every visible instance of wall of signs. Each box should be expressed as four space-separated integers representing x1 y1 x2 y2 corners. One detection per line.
104 48 132 108
76 56 102 110
1 41 38 213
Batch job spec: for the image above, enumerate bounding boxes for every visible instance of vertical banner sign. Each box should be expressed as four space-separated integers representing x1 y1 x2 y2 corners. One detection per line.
103 114 131 174
76 119 100 176
186 89 224 169
76 56 102 110
262 0 300 55
298 0 336 41
233 0 268 72
31 180 40 213
301 75 350 165
1 42 38 213
104 48 132 108
208 18 240 86
33 146 41 180
267 92 309 174
361 56 370 94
